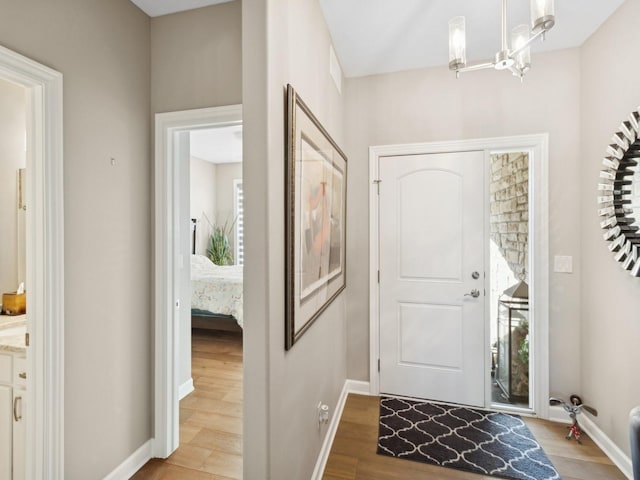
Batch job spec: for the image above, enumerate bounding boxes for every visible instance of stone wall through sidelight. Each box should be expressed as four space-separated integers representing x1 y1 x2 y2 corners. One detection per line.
490 152 529 279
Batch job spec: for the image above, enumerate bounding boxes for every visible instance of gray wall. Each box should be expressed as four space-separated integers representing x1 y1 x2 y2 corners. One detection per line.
344 49 583 399
242 0 269 476
151 1 242 114
0 79 26 296
243 0 347 477
0 1 151 478
580 0 640 458
151 0 243 399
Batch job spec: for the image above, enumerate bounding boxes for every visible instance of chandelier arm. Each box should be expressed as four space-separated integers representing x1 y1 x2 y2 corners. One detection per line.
508 64 523 77
501 0 508 52
455 61 495 74
508 27 547 59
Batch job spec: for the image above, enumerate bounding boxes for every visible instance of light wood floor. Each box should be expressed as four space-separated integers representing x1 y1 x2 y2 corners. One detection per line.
132 334 625 480
323 394 626 480
132 329 243 480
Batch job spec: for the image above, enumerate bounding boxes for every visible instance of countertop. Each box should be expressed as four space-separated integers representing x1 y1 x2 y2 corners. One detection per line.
0 314 27 353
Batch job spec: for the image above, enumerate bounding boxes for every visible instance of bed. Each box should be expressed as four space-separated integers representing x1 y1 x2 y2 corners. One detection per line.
191 254 243 332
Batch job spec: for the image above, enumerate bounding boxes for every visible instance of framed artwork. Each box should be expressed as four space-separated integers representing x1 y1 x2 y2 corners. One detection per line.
285 84 347 350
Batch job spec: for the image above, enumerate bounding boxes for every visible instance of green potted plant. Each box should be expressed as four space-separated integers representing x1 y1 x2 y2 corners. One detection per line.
207 220 234 265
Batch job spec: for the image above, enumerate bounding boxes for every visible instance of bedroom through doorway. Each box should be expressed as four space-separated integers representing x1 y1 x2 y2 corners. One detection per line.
152 105 243 478
189 124 244 333
180 123 244 476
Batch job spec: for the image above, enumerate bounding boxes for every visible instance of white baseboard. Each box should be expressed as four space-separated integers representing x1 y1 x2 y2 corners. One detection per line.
548 404 571 424
103 439 152 480
179 378 194 400
580 414 633 479
311 379 372 480
548 406 632 479
345 379 372 396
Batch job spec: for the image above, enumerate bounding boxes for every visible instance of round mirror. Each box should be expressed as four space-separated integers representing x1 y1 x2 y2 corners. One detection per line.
598 108 640 277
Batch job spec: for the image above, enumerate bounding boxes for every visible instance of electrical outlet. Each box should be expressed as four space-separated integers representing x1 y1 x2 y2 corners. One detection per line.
317 402 330 427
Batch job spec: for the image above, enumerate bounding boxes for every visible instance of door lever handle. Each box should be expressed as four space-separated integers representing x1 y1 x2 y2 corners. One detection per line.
464 289 480 298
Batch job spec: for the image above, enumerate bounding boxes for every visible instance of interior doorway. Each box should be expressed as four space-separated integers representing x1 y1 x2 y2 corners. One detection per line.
369 135 549 419
153 105 243 470
0 45 64 478
0 77 28 480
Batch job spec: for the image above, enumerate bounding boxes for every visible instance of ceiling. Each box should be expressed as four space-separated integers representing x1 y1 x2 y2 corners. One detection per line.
190 125 243 164
319 0 626 77
130 0 625 77
130 0 234 17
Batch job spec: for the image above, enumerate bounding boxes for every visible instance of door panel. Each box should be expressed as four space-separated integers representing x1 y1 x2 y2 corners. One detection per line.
398 170 463 280
398 303 462 368
379 151 485 406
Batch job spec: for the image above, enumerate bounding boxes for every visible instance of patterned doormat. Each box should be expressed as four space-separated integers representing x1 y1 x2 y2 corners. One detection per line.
377 397 561 480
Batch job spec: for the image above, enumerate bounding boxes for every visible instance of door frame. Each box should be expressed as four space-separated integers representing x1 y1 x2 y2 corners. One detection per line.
153 104 242 457
0 45 65 477
369 134 550 419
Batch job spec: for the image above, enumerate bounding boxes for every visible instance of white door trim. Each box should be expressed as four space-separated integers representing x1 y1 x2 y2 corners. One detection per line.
0 45 65 478
153 104 242 458
369 134 550 419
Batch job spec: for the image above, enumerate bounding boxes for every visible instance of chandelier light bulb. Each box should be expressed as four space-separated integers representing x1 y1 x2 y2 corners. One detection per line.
511 24 531 72
531 0 555 33
448 16 467 70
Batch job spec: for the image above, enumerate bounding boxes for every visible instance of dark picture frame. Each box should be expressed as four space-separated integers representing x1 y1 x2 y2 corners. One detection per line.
285 84 347 350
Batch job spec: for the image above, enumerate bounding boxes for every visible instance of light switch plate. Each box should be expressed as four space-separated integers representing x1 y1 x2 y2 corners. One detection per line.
554 255 573 273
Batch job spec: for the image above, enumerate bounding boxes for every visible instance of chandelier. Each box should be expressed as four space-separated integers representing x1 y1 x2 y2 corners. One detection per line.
448 0 555 80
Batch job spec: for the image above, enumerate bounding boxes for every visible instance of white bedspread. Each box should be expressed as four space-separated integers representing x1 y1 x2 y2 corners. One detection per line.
191 255 243 328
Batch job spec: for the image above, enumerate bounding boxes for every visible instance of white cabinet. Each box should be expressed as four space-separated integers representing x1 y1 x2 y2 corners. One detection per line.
0 352 26 480
0 385 12 480
12 388 25 480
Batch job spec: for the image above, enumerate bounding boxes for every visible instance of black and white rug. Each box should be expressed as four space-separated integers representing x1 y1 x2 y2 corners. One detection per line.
377 397 561 480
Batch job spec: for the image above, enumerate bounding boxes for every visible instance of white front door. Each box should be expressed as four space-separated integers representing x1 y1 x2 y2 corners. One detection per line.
378 151 485 407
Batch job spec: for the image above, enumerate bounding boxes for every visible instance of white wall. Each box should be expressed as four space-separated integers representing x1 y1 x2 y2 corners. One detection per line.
0 1 151 478
189 159 242 260
580 0 640 458
0 79 26 297
344 49 583 401
190 156 217 255
215 161 242 259
243 0 347 477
